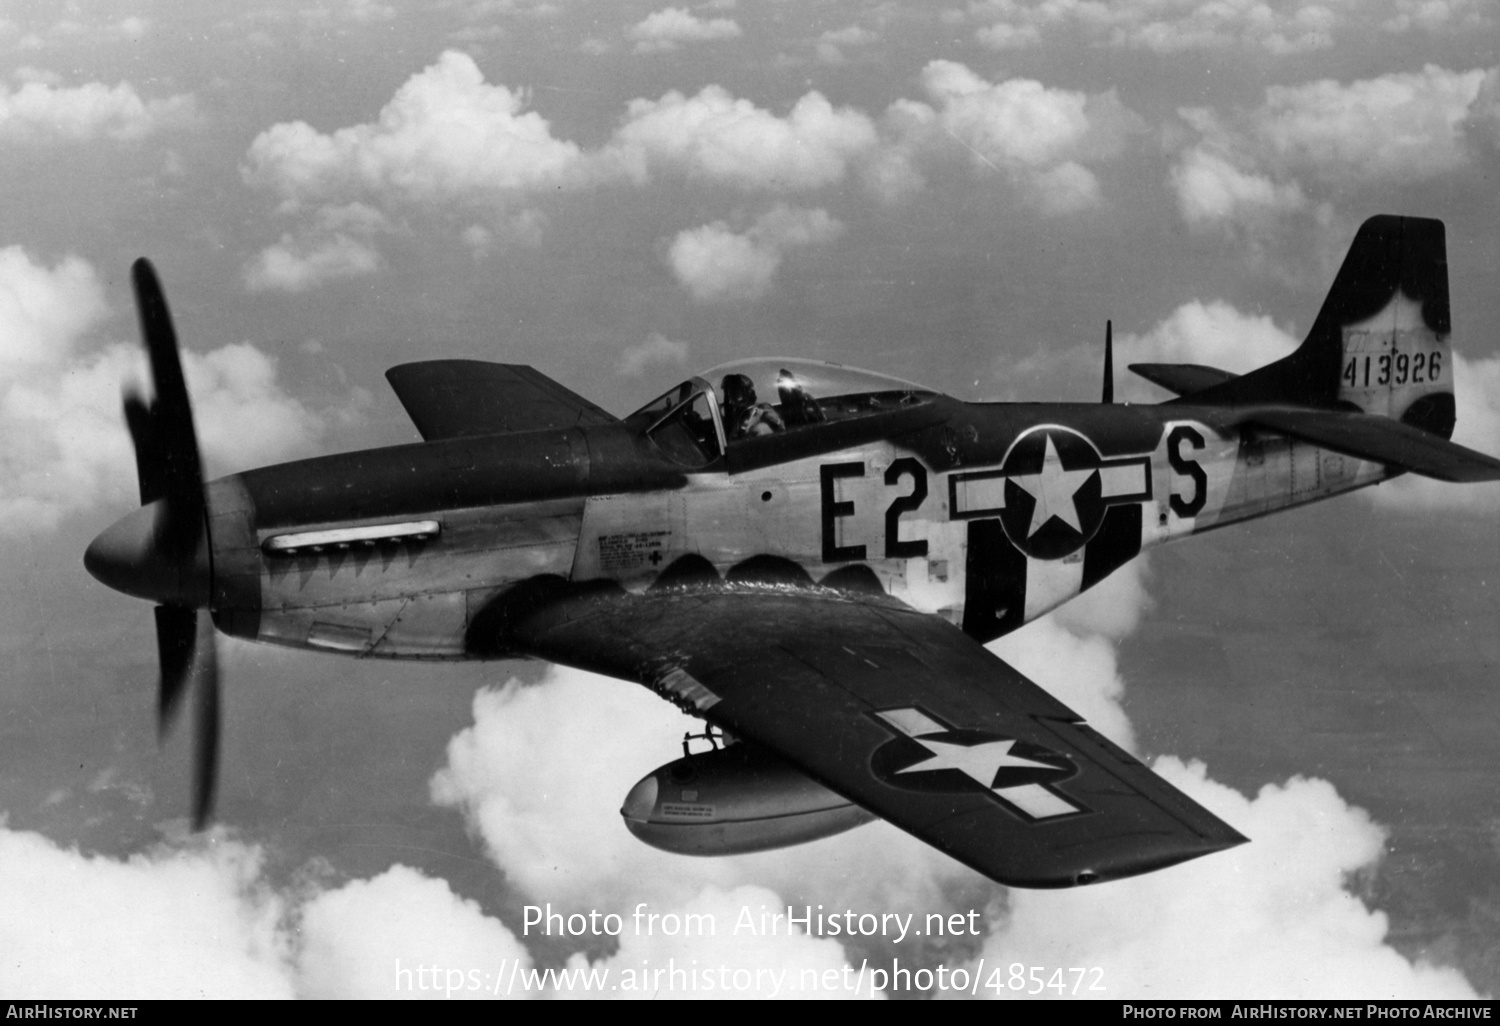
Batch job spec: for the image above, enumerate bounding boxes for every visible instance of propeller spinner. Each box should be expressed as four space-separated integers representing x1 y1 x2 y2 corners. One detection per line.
83 259 219 829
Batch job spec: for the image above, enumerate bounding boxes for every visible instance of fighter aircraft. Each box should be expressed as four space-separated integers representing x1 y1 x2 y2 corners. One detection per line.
84 214 1500 888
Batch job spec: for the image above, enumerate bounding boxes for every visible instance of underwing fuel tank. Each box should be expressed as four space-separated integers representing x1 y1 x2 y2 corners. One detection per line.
621 742 877 855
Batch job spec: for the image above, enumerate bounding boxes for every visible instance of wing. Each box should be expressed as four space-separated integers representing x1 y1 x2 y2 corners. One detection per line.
1244 407 1500 482
1129 362 1240 397
386 360 618 441
506 582 1246 888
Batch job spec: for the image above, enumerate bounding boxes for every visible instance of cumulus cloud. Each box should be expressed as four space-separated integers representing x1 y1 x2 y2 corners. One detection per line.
977 761 1476 998
627 7 742 54
1253 66 1487 182
242 51 595 287
985 557 1477 999
245 233 381 292
13 14 151 51
1368 353 1500 512
617 331 690 377
242 56 880 287
244 50 585 209
298 864 534 999
0 828 542 1000
0 74 193 143
1381 0 1494 33
430 666 973 917
815 24 879 65
1120 299 1300 378
1002 295 1301 402
1171 147 1308 230
1171 65 1493 234
967 0 1356 54
666 205 844 303
0 247 326 532
0 830 294 998
864 60 1138 209
606 86 878 191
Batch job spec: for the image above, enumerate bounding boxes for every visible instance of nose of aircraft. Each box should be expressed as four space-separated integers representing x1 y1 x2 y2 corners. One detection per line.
84 500 211 605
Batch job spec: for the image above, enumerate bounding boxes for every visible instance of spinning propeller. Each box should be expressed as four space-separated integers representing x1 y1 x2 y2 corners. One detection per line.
84 260 219 829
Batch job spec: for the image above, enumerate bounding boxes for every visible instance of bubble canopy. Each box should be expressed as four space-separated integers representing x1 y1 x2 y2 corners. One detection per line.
702 358 936 406
625 358 939 467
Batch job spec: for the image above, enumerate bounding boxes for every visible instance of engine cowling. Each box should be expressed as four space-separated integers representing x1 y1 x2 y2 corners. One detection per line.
621 742 877 856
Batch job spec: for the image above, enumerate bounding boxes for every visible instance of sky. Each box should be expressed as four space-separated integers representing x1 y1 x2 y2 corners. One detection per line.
1 0 1499 1001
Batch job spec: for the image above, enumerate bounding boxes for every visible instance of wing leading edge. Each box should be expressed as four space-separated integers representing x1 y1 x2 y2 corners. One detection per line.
506 583 1246 888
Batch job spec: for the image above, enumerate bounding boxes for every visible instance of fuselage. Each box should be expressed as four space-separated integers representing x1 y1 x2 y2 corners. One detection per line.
198 376 1389 661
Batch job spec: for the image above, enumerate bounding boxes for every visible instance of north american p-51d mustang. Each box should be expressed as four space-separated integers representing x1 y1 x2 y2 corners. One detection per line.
86 215 1500 887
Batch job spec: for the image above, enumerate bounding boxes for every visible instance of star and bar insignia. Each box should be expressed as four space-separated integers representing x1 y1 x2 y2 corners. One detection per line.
870 706 1084 821
948 426 1152 560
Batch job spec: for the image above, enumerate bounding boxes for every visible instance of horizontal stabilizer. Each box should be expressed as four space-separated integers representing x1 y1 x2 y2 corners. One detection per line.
386 360 618 441
1247 408 1500 482
1130 363 1239 397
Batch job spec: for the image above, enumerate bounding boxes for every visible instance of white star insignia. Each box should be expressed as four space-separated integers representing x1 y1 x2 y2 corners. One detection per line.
896 735 1055 789
1007 435 1094 537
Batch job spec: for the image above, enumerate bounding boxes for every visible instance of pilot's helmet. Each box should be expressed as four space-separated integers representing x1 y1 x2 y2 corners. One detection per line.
720 373 756 407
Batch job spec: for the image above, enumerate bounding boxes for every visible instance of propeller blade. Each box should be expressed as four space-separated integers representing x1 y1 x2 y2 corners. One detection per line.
129 258 204 559
153 603 196 730
122 390 162 505
192 609 220 831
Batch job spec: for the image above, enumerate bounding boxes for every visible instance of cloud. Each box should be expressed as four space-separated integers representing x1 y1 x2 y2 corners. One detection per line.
430 666 973 918
920 60 1104 169
1171 148 1308 230
814 25 879 65
242 51 595 286
1170 65 1493 234
627 7 742 54
864 60 1139 209
0 75 193 143
1381 0 1494 33
666 205 844 303
1003 298 1300 402
1121 299 1300 377
617 331 690 377
245 233 382 292
976 760 1477 998
244 50 585 209
1368 353 1500 512
0 826 543 1000
606 86 878 191
966 0 1358 55
0 829 294 998
0 247 327 532
1252 66 1488 183
297 864 534 999
982 559 1477 999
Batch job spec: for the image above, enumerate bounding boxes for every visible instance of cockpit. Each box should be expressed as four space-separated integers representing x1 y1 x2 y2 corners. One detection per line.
625 358 939 470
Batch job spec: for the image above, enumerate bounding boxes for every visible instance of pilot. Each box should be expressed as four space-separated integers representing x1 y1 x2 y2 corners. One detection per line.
720 373 785 439
776 368 824 427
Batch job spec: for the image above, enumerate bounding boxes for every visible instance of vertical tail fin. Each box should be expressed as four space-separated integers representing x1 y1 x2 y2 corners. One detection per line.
1179 215 1455 438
